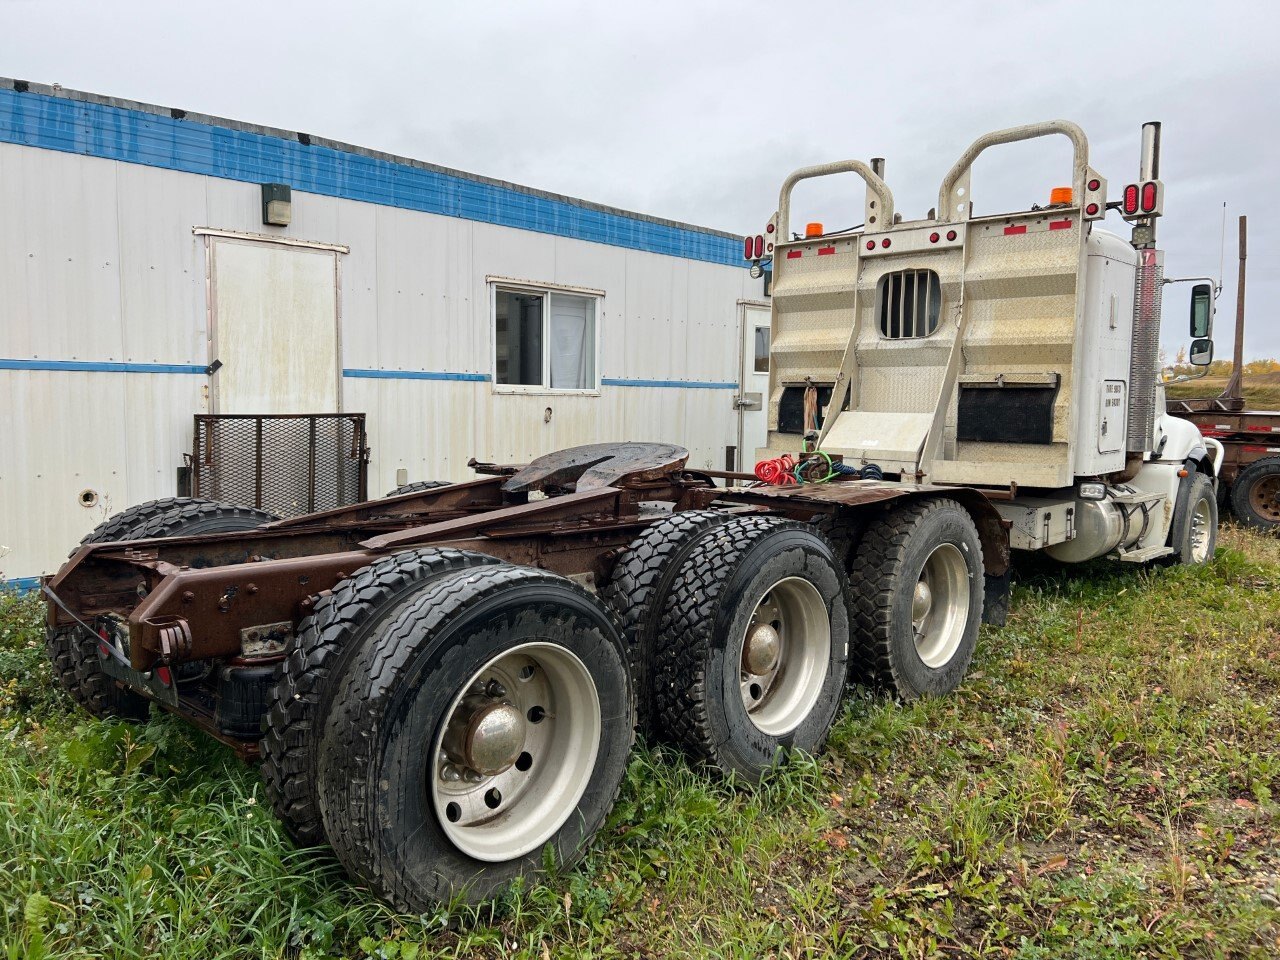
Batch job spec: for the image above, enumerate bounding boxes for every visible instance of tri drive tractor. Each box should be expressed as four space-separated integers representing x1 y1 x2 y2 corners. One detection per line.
43 120 1219 912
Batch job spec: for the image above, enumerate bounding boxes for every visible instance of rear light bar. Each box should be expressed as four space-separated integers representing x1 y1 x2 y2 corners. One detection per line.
744 215 779 262
1121 179 1163 220
1082 170 1107 221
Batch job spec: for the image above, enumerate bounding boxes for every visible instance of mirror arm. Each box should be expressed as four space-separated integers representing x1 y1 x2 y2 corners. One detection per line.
1163 276 1222 293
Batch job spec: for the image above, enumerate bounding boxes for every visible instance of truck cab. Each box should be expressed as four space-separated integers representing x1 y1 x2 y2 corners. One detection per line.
748 120 1221 564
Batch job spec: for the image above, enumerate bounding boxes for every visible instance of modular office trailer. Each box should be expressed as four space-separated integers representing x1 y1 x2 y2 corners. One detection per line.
0 79 765 585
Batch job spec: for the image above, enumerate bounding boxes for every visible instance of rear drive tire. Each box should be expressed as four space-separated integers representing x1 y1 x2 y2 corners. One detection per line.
317 565 633 909
603 509 734 737
133 500 278 539
1229 458 1280 532
849 498 983 698
386 480 450 497
1169 471 1219 563
71 497 229 556
47 625 151 721
48 498 278 720
654 516 850 782
260 547 500 846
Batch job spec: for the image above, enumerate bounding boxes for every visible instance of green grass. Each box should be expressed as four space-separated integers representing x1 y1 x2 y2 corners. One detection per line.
3 529 1279 958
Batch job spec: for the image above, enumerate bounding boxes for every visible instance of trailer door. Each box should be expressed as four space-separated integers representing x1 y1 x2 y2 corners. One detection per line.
736 302 771 468
210 237 340 414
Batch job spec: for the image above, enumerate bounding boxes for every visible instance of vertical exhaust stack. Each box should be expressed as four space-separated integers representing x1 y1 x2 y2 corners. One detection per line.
1126 121 1163 455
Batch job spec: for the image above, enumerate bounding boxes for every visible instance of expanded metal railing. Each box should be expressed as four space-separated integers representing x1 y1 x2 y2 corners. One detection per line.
189 413 368 518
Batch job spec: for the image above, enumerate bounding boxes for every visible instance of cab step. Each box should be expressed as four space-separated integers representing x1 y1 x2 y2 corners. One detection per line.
1115 544 1174 563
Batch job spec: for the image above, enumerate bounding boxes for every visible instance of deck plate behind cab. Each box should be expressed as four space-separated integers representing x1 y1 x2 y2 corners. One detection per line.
502 442 688 493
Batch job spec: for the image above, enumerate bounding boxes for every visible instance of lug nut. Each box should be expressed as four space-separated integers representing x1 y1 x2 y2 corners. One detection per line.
485 679 507 698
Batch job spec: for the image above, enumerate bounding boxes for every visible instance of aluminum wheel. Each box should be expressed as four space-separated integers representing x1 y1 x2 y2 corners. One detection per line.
911 542 970 669
431 641 601 862
738 576 829 736
1248 474 1280 524
1190 494 1215 562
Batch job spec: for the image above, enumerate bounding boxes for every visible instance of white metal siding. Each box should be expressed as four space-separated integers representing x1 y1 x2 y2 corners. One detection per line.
0 141 754 580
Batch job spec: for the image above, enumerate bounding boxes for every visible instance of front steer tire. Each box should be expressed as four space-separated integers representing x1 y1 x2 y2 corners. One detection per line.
316 565 633 910
1167 471 1219 564
48 498 277 720
260 547 500 846
654 516 850 782
848 497 983 699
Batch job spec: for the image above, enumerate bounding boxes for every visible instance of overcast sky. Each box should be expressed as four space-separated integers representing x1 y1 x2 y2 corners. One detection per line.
4 0 1276 359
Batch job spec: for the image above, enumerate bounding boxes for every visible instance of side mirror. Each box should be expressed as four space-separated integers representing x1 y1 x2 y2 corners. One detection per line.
1189 338 1213 366
1189 282 1214 338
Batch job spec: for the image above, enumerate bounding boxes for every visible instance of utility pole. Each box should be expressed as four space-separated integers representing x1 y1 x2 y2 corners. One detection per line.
1220 215 1247 405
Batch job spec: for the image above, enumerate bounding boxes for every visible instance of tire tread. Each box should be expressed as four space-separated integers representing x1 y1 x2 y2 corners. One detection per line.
318 564 632 910
601 509 733 735
847 497 976 694
654 515 833 770
259 547 499 845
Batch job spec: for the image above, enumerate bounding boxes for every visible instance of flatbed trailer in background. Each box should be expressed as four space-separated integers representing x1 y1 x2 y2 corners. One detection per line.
1167 216 1280 530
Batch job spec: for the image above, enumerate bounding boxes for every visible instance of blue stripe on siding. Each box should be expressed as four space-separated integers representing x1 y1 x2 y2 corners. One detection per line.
1 577 40 594
342 368 490 382
0 358 207 374
0 361 738 389
601 377 739 390
0 87 745 268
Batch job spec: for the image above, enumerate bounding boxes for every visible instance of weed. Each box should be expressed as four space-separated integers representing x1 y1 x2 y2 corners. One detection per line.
2 527 1278 956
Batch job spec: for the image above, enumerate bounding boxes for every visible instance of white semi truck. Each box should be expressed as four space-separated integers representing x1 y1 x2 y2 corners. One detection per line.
747 119 1222 572
45 120 1222 911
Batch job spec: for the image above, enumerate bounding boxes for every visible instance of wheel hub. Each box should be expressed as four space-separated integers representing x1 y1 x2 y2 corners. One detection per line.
463 701 527 776
431 643 602 863
911 542 971 669
912 580 933 622
738 578 830 737
743 622 782 675
1252 476 1280 522
443 694 527 777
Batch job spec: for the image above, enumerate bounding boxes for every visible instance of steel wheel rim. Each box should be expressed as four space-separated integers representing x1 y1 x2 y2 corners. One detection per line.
1249 475 1280 523
912 542 969 669
430 641 601 863
1190 495 1214 561
738 576 829 736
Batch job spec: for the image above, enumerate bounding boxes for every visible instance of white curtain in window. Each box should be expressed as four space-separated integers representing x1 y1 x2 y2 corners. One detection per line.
549 294 595 389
